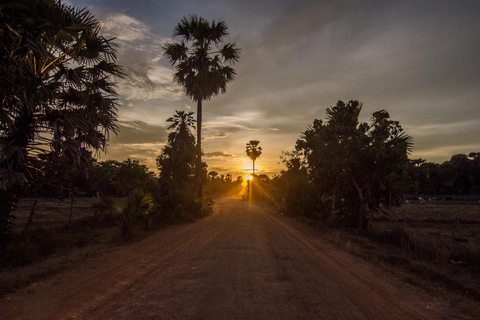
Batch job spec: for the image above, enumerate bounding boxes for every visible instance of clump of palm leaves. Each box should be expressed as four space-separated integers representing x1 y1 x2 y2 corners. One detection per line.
117 190 154 238
92 193 117 220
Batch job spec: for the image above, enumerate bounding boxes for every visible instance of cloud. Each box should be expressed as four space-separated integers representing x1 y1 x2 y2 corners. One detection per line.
99 120 168 171
83 0 480 174
111 120 167 145
98 13 183 102
204 151 233 158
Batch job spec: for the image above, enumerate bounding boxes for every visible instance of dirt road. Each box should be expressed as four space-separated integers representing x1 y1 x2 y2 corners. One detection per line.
1 198 453 319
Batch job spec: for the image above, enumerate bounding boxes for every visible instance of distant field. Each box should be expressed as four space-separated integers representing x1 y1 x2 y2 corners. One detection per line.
13 197 111 231
372 201 480 258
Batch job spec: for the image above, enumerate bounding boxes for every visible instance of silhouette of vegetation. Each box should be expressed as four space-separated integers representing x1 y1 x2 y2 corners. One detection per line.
156 111 210 222
206 172 243 197
87 159 156 197
276 100 412 230
405 153 480 196
157 111 197 191
0 0 124 248
163 14 240 198
117 189 154 238
246 140 262 175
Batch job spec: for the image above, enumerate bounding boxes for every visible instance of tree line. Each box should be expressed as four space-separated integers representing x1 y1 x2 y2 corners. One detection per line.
248 101 480 231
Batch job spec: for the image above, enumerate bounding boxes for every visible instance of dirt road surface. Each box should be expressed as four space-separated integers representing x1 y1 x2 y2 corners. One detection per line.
0 198 457 319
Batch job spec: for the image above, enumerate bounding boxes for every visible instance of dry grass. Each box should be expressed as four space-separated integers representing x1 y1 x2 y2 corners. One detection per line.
0 198 123 296
0 197 180 297
0 245 110 296
371 202 480 267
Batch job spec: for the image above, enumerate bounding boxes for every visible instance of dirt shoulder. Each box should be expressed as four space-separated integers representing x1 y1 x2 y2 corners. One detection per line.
0 198 462 319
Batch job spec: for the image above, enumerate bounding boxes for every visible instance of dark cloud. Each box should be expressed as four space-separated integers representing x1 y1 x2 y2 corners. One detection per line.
111 121 167 145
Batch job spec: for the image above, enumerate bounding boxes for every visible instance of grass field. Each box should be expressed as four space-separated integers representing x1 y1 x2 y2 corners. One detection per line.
371 201 480 266
1 197 136 296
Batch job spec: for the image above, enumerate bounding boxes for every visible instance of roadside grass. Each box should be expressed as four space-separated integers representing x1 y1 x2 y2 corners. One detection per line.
0 197 165 297
0 244 110 295
297 201 480 318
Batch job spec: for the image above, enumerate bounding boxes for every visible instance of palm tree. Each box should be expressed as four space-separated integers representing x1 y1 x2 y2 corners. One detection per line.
246 140 262 175
163 15 240 198
166 110 196 133
0 0 124 246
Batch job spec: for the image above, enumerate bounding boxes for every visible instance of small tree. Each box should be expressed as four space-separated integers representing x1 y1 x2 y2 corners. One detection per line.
117 189 154 238
246 140 262 175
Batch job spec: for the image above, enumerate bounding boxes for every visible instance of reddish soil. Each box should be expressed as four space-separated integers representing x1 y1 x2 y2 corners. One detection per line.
0 198 460 319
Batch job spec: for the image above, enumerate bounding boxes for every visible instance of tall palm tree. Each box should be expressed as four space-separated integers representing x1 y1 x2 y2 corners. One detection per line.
246 140 262 175
163 14 240 198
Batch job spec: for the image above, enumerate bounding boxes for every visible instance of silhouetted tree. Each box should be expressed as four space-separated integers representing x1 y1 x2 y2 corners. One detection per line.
157 110 197 200
0 0 124 246
163 15 240 198
88 159 155 197
246 140 262 175
296 100 412 230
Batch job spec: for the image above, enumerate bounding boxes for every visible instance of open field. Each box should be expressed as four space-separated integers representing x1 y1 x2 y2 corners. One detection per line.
13 197 105 230
371 201 480 265
1 197 139 296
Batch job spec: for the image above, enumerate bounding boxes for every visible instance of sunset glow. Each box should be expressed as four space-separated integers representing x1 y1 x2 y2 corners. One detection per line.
70 0 480 175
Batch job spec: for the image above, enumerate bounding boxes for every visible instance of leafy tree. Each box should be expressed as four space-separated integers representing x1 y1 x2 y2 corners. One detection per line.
0 0 124 246
276 151 313 216
163 15 240 198
88 159 155 197
246 140 262 175
296 100 412 230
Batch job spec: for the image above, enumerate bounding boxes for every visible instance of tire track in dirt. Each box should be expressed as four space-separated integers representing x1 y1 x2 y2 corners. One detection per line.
256 204 437 319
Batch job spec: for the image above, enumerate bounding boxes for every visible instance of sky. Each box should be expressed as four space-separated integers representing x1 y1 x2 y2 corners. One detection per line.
68 0 480 177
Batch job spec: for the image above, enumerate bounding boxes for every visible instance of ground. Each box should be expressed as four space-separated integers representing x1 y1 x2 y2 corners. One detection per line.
0 198 462 319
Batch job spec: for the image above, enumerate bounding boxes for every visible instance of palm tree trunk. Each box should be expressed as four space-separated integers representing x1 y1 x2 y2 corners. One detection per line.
253 160 255 175
196 99 203 198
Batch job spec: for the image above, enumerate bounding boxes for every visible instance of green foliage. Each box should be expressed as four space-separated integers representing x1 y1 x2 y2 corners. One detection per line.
117 190 154 238
0 0 124 246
